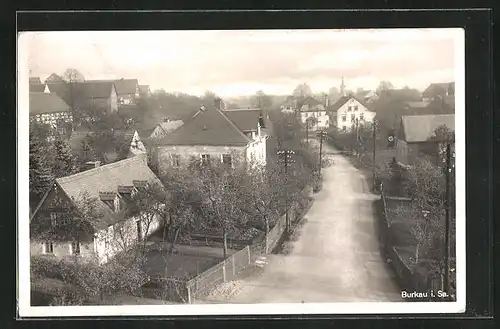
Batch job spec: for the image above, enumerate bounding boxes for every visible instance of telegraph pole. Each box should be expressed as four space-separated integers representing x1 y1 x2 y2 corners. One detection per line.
277 149 295 234
444 142 452 295
372 120 377 191
316 130 327 174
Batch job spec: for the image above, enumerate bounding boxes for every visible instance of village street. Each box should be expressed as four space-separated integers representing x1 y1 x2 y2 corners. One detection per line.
209 141 403 303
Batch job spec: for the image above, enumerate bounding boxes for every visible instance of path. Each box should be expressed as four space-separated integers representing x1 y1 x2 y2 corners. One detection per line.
206 141 402 303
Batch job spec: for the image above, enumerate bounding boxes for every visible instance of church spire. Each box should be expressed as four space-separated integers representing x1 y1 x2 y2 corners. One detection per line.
340 75 346 97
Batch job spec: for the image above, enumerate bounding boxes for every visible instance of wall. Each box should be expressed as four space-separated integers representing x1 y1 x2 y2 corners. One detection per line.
299 104 329 130
30 241 95 259
336 98 375 131
246 137 267 167
156 145 246 175
396 140 421 166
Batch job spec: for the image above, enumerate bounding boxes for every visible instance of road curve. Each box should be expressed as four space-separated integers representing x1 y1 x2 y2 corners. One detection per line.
210 141 403 303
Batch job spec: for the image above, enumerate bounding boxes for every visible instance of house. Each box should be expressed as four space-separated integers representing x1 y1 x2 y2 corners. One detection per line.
149 120 184 141
395 114 455 166
87 79 140 105
29 92 73 136
139 85 152 98
30 154 163 264
422 82 455 102
328 95 376 132
151 100 268 175
46 81 118 114
69 128 146 166
297 96 329 130
30 77 42 85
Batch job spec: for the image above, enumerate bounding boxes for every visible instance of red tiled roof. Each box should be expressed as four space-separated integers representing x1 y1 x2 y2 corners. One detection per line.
157 106 251 146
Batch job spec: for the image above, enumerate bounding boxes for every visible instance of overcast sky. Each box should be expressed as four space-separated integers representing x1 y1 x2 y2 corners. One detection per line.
22 29 461 97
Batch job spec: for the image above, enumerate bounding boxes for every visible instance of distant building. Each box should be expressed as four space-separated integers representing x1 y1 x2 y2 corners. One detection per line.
296 96 330 130
46 81 118 114
395 114 455 166
29 92 73 136
328 95 376 132
151 100 268 174
138 85 152 98
30 154 163 264
29 77 42 85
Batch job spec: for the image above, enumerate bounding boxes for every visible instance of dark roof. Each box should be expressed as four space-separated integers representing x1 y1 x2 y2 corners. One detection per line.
29 84 45 93
223 109 262 132
54 154 162 229
30 77 42 84
422 82 455 98
158 106 251 146
327 95 370 112
399 114 455 142
379 88 422 102
46 81 116 105
157 121 184 134
298 96 323 110
87 79 138 96
29 92 71 115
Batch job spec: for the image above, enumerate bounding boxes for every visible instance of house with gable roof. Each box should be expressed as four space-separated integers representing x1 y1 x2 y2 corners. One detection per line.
296 96 329 130
328 95 376 132
150 99 268 175
422 82 455 102
29 92 73 137
395 114 455 166
30 154 164 264
45 81 118 114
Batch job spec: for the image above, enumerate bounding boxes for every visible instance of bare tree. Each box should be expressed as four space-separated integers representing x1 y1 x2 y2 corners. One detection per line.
62 68 85 83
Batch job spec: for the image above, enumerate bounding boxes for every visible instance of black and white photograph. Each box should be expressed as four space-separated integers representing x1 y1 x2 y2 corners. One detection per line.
18 28 465 316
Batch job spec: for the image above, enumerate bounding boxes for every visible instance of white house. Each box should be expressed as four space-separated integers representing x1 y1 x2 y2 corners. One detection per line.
297 97 329 130
328 95 376 132
30 154 164 264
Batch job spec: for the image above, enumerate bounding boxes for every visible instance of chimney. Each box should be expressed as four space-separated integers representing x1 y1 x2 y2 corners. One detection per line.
82 161 101 171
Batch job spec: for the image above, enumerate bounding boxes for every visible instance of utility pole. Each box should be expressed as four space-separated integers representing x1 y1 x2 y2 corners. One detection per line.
277 149 295 234
372 120 377 191
444 142 452 296
316 129 327 174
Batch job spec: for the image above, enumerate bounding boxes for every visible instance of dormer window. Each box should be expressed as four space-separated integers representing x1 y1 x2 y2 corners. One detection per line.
99 192 119 212
133 180 148 192
118 185 135 201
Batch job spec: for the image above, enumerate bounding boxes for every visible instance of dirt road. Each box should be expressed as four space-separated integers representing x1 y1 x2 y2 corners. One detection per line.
209 142 403 303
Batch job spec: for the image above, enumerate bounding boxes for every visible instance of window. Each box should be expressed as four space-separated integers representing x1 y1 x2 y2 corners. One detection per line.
347 106 352 112
201 154 210 165
341 115 346 122
222 154 232 167
342 126 347 132
71 241 81 255
50 212 57 227
43 242 54 254
351 114 355 121
359 113 364 121
354 106 358 112
171 154 180 167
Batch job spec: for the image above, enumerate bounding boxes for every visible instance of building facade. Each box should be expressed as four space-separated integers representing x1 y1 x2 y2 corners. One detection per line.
328 96 376 132
30 154 163 264
29 92 73 136
297 97 330 130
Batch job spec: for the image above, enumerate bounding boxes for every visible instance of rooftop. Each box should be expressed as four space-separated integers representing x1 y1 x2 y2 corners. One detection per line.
29 92 71 115
400 114 455 143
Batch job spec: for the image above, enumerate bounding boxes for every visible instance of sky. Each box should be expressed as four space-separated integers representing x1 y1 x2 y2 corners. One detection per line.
22 29 461 98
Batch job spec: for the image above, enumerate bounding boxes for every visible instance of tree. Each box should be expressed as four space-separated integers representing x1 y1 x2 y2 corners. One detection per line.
190 162 248 258
62 68 85 83
328 87 340 101
376 80 394 94
29 123 55 201
44 73 64 84
292 83 312 99
305 116 318 130
52 134 78 178
250 90 272 109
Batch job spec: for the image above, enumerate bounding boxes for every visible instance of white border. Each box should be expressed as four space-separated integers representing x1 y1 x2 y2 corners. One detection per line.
18 28 466 317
